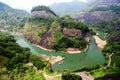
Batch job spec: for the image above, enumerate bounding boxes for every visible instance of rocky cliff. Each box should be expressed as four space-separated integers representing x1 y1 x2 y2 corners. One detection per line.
94 0 120 7
63 28 82 37
31 11 56 19
23 6 58 49
23 6 90 50
31 6 56 19
75 0 120 22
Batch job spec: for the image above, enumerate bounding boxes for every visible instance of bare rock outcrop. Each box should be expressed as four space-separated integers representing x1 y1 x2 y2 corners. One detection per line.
75 0 120 22
39 30 55 49
63 28 82 37
31 10 56 19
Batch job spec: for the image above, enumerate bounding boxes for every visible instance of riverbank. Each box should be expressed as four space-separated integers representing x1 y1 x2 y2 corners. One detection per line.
93 36 106 48
16 35 105 71
67 48 82 54
33 44 64 65
38 54 64 65
67 45 88 54
33 43 88 54
33 44 53 52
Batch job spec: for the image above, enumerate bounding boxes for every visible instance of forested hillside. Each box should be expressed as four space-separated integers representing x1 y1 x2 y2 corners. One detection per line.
0 31 48 79
0 0 120 80
74 0 120 32
23 6 90 52
0 2 29 30
73 0 120 50
71 0 120 79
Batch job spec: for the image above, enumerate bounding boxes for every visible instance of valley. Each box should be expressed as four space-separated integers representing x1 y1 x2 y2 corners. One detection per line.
16 34 105 71
0 0 120 80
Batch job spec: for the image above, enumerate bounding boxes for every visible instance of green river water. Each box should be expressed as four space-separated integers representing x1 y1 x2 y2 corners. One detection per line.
16 36 105 71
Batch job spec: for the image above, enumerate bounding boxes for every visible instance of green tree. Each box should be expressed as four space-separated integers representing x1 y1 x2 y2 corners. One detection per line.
62 73 82 80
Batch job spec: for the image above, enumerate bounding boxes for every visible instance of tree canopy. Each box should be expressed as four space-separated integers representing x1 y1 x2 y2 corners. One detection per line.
31 6 56 16
0 32 48 79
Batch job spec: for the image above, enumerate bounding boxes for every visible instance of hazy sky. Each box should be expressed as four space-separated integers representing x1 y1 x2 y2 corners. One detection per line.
0 0 88 11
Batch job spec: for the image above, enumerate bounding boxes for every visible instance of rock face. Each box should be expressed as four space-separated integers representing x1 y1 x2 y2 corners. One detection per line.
77 11 115 22
94 0 120 7
110 31 120 42
75 0 120 22
23 6 58 49
39 30 54 49
31 6 56 19
31 10 56 19
110 35 120 42
63 28 82 37
23 23 47 44
23 6 90 50
85 33 90 42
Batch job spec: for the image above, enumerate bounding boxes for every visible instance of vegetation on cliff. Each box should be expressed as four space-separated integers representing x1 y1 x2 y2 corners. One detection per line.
1 0 120 80
86 29 119 79
91 31 120 79
73 0 120 32
0 2 29 30
69 0 120 79
103 31 120 54
88 5 120 32
23 6 90 51
31 6 56 16
53 36 87 51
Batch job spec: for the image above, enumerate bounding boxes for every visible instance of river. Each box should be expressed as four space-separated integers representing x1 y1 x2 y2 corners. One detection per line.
16 35 105 71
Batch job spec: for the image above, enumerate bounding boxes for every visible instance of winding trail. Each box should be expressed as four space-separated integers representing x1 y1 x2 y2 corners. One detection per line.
105 53 114 68
44 71 94 80
75 72 94 80
91 53 114 73
44 73 62 80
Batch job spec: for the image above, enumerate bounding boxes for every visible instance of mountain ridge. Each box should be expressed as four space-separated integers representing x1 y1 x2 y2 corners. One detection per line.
72 0 120 32
0 2 29 29
49 0 89 16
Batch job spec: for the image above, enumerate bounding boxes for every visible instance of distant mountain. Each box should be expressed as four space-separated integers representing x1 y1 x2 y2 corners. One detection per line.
93 0 120 7
73 0 120 32
0 2 29 29
49 0 89 16
74 0 120 20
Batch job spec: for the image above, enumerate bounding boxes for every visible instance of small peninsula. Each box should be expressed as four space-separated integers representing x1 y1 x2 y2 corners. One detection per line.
23 6 90 54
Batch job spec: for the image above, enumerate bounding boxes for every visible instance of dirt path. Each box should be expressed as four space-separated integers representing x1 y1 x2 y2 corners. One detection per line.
75 72 94 80
105 53 114 68
27 62 94 80
44 71 94 80
44 73 62 80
